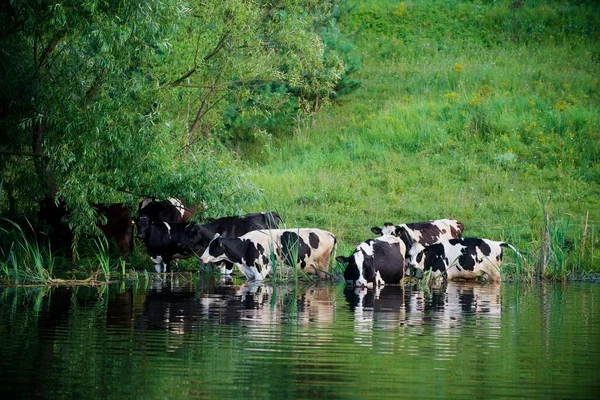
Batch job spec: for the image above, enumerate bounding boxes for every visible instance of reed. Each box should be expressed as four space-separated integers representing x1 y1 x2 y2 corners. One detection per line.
0 218 53 285
93 236 111 282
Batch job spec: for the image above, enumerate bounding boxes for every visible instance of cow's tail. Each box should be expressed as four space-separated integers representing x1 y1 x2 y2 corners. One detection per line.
500 242 520 256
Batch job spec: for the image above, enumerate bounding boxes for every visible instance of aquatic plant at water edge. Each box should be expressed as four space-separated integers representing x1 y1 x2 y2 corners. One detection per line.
0 218 54 285
93 236 111 282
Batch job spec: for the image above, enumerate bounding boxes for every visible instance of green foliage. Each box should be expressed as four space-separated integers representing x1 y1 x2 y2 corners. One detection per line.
0 0 351 246
245 0 600 277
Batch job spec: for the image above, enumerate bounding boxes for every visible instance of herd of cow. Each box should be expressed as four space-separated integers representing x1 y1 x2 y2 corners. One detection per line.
39 197 519 286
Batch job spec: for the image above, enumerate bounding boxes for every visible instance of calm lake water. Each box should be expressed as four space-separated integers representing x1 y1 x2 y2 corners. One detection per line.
1 275 599 399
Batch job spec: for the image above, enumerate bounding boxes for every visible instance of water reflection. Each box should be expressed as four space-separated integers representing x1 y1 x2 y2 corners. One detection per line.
1 278 600 399
131 275 338 335
344 282 503 349
128 276 504 347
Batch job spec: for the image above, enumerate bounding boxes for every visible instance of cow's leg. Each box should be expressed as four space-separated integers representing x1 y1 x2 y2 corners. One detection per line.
236 264 254 280
375 271 385 287
219 261 234 275
150 255 164 273
117 235 131 257
218 274 233 286
250 265 264 281
485 264 502 282
163 256 173 274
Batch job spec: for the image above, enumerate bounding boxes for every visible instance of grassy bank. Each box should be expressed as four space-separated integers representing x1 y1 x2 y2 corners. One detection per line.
245 0 600 278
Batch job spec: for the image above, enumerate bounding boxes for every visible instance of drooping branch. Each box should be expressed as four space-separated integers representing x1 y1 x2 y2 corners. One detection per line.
188 96 208 137
160 66 198 89
84 70 108 107
173 78 282 89
183 91 228 151
160 30 231 89
202 30 231 62
188 70 224 137
37 30 66 69
31 119 58 197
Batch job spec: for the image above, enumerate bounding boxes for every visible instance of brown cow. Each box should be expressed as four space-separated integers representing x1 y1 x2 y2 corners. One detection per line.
38 197 133 259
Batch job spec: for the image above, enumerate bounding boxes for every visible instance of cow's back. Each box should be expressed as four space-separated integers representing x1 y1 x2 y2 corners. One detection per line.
405 218 463 246
208 212 282 238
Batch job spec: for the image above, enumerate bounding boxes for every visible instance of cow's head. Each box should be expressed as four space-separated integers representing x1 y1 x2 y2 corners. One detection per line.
370 222 396 236
337 254 359 284
136 215 151 239
406 242 427 272
336 245 376 288
178 223 211 251
199 234 227 264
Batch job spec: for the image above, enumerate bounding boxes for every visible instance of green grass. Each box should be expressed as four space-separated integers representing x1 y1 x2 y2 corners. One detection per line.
244 0 600 280
93 236 111 282
0 219 54 285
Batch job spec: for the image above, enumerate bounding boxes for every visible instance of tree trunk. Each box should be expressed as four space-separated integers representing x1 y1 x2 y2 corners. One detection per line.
32 120 58 197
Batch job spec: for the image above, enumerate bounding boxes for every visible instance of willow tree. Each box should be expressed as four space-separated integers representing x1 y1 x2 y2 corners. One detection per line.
0 0 344 237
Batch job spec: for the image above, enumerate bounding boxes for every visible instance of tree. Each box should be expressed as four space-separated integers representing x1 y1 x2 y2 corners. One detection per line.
0 0 346 243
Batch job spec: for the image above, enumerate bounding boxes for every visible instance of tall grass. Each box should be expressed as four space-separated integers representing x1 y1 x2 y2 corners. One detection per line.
0 219 54 285
93 236 111 282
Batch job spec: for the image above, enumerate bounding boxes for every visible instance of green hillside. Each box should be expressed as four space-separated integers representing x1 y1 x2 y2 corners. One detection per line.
245 0 600 277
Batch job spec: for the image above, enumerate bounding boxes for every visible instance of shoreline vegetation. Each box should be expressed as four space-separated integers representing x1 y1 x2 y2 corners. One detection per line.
0 201 597 287
1 0 599 286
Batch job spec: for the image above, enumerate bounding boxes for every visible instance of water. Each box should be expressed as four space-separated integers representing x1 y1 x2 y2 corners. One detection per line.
1 276 599 399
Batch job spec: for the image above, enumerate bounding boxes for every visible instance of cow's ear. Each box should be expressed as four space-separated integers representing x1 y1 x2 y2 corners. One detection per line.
336 255 350 264
371 227 383 235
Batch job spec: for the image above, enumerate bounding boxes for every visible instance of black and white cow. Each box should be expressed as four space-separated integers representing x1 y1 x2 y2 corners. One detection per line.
143 221 191 273
371 218 464 246
405 237 519 282
136 198 193 239
336 235 406 288
199 228 336 281
179 212 282 274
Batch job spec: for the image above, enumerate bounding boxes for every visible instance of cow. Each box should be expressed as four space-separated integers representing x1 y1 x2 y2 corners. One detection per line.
145 212 282 274
38 196 134 260
371 218 464 246
198 228 337 281
142 221 191 273
179 212 282 274
94 203 134 256
136 198 194 239
405 236 519 283
336 235 406 288
371 219 464 276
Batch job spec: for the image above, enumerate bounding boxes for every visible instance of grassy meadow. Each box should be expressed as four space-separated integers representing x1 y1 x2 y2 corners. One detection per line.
244 0 600 278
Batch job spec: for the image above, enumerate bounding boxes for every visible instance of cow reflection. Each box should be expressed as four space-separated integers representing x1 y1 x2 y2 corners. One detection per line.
134 275 201 334
345 285 406 350
134 276 338 333
345 282 502 346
